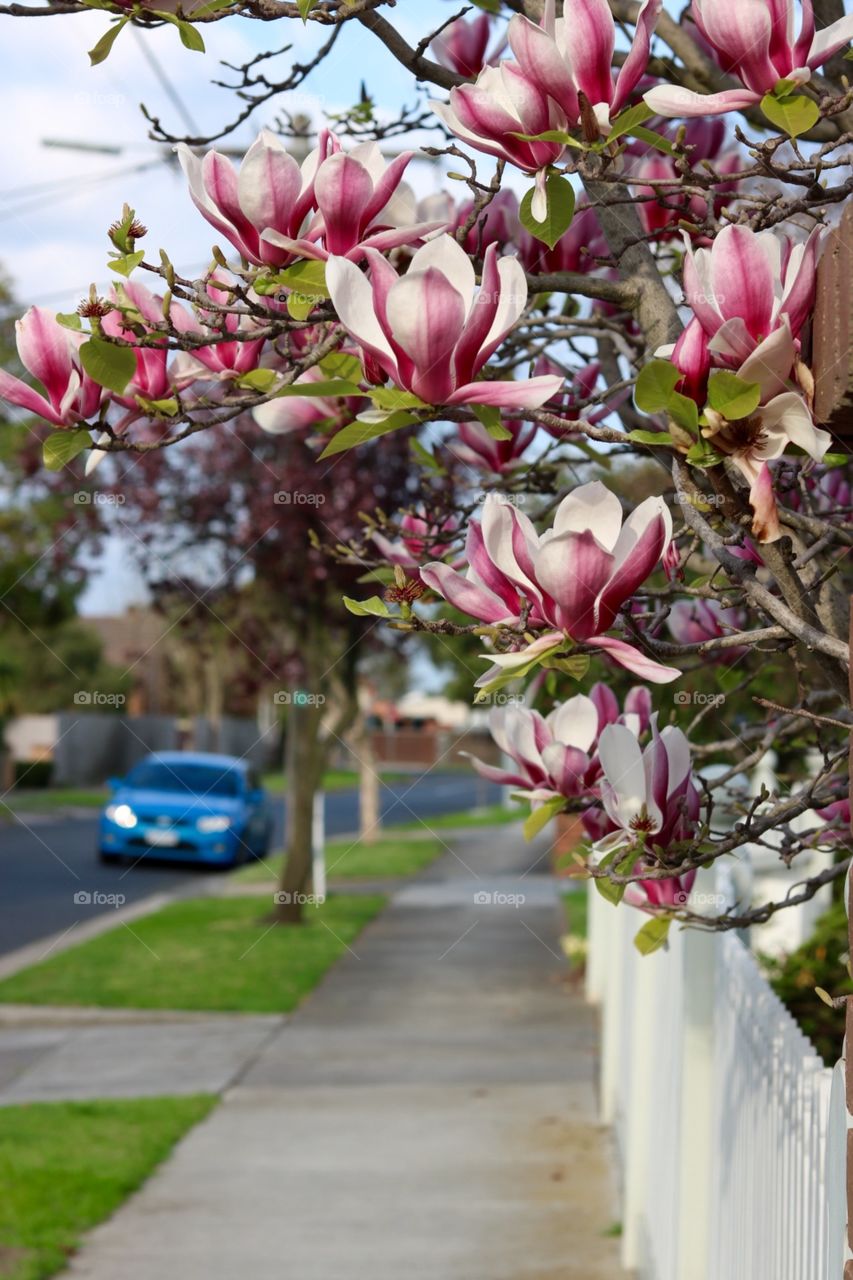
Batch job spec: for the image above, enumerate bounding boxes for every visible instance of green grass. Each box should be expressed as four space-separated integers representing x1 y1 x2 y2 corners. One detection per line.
262 768 408 793
0 896 384 1014
236 833 445 885
395 803 523 831
0 1095 216 1280
563 889 588 939
0 788 107 817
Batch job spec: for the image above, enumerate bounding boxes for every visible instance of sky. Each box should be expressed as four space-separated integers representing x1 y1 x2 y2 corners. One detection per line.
0 0 459 614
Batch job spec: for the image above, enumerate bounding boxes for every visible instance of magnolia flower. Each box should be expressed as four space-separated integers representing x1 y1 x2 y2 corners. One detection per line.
252 366 366 436
466 696 609 805
431 11 506 78
169 275 265 382
420 482 679 682
432 0 661 216
700 321 830 533
597 720 701 855
431 64 569 217
325 234 563 410
448 417 538 473
508 0 663 135
644 0 853 118
261 142 445 264
681 224 822 359
0 307 103 428
628 119 742 237
371 509 461 572
177 130 327 268
667 598 748 661
452 189 520 257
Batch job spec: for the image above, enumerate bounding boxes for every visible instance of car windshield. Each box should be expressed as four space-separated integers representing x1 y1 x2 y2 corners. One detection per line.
125 762 242 798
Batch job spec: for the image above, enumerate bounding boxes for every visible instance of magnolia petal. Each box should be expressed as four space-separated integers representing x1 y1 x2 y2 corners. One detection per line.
587 634 681 683
325 255 399 377
419 561 518 624
643 84 760 118
446 375 564 409
749 462 783 544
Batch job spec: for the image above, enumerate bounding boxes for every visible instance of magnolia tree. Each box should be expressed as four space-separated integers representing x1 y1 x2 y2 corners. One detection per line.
2 0 853 951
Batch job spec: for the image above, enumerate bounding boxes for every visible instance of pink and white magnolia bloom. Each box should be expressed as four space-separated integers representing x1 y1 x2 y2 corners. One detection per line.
597 720 701 855
371 509 461 573
179 131 443 270
252 366 366 436
508 0 663 135
420 482 680 683
680 224 822 360
516 202 606 275
448 417 538 473
0 307 103 428
467 695 611 806
431 11 506 78
177 131 327 268
644 0 853 119
431 65 569 218
701 320 831 496
667 598 748 661
326 235 563 410
432 0 661 216
261 141 445 264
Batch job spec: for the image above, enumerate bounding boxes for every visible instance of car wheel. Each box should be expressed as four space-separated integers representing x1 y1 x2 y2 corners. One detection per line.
98 849 121 864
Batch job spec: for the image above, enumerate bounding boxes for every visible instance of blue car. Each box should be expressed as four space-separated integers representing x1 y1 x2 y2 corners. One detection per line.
98 751 273 868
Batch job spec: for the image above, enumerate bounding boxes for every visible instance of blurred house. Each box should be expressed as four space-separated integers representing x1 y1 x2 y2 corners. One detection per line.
361 689 499 769
82 607 169 715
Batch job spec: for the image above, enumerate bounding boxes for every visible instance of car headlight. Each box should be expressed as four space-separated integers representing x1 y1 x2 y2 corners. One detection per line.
105 803 137 830
196 815 232 833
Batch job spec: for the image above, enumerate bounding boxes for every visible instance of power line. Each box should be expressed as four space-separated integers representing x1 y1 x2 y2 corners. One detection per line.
132 27 200 138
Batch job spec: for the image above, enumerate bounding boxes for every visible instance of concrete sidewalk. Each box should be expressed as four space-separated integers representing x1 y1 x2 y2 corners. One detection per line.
60 826 628 1280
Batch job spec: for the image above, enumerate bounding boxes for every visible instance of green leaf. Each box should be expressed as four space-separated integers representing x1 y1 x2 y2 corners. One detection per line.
79 338 136 395
368 387 425 411
410 438 444 474
108 251 145 278
56 312 82 331
473 640 566 702
88 15 129 65
707 370 761 421
471 403 512 439
138 396 179 417
275 378 360 399
546 653 590 680
342 595 391 618
319 352 363 383
634 915 672 956
815 986 836 1008
151 9 205 50
760 90 820 138
628 428 675 447
519 173 576 250
176 17 205 50
594 875 625 907
605 102 653 145
686 437 724 469
630 125 676 156
634 359 680 413
236 368 279 393
43 429 92 472
668 391 699 435
254 258 329 301
318 411 418 459
287 291 318 321
298 0 312 18
523 795 565 842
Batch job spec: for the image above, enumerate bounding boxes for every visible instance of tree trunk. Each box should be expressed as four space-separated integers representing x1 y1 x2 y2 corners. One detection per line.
357 719 381 845
271 692 325 924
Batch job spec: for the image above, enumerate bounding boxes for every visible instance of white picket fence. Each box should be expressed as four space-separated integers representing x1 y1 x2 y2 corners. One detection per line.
586 876 847 1280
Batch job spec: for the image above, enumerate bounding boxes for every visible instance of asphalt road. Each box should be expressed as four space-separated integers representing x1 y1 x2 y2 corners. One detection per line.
0 773 501 957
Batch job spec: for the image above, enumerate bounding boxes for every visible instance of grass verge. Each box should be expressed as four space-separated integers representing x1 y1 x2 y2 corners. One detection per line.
0 896 384 1014
236 832 445 885
0 1095 216 1280
394 803 522 831
262 768 408 793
